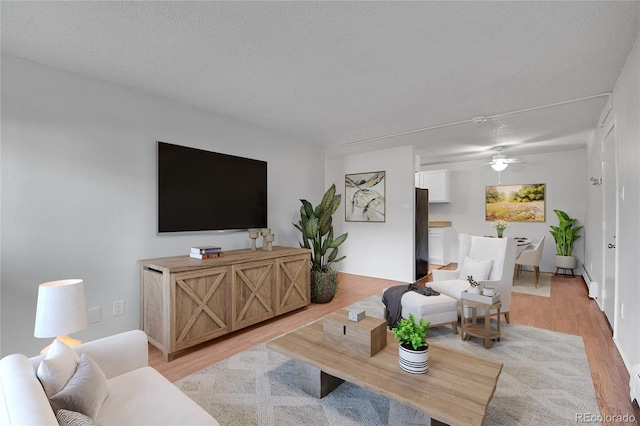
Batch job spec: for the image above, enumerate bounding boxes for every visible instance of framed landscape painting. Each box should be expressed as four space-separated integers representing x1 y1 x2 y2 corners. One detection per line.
485 183 545 222
345 171 386 222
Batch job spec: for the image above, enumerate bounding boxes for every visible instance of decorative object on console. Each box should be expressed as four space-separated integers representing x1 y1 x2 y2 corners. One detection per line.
345 171 386 222
550 209 583 276
260 228 275 251
34 279 87 354
485 184 546 222
294 184 348 304
248 230 260 250
248 229 275 251
190 245 223 259
391 313 430 374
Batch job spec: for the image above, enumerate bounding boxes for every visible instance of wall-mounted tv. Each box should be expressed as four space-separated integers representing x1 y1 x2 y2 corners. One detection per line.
157 141 267 233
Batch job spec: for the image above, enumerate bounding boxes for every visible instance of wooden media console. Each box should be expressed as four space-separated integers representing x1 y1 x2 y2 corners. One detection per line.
139 246 310 361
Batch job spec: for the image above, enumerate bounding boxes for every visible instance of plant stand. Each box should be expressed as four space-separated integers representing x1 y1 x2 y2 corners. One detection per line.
554 267 575 277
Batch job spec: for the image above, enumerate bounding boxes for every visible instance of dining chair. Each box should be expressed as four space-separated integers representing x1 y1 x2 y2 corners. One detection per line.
514 235 545 287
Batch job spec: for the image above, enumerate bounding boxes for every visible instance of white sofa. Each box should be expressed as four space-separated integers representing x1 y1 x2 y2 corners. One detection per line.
0 330 219 426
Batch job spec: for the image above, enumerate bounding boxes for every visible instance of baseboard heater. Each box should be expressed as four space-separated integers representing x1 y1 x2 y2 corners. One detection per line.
581 264 598 299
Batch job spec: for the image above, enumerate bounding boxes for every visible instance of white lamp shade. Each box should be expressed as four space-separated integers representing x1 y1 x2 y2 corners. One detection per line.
491 161 509 172
34 279 87 338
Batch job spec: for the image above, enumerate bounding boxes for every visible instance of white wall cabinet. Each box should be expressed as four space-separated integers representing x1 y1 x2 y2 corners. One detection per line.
416 170 450 203
428 227 452 266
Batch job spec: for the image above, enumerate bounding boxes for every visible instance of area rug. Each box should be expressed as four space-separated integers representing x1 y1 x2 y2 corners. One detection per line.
512 270 552 297
175 296 600 426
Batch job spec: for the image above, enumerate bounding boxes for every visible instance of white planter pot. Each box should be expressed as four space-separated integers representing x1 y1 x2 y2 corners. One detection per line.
399 344 429 374
554 255 576 269
467 286 481 295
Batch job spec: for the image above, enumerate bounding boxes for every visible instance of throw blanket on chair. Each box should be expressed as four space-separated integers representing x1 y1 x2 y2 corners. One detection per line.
382 283 440 329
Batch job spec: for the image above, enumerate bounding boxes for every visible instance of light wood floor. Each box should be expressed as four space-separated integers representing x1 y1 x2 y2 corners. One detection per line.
149 269 639 425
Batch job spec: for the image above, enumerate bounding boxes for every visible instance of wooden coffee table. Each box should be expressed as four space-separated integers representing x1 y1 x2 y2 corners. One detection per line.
267 314 503 426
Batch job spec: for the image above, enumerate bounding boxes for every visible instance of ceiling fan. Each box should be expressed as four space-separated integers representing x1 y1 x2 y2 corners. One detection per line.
487 146 524 171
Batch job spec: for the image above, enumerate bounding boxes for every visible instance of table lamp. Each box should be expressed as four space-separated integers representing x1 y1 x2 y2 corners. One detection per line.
34 279 88 354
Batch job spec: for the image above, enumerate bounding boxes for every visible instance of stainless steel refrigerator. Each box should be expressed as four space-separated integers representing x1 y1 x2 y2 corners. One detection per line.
415 188 429 280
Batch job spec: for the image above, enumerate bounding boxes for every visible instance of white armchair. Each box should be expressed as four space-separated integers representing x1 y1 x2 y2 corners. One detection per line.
430 234 517 323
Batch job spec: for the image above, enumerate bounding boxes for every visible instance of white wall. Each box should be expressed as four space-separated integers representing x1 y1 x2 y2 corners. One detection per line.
326 146 416 283
423 149 587 274
585 33 640 370
0 55 325 357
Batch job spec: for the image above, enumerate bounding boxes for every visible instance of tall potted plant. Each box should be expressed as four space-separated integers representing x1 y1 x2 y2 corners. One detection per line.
294 184 348 303
549 209 583 271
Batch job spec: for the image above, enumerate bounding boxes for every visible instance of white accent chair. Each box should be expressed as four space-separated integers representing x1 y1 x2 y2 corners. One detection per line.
429 234 517 323
515 236 545 287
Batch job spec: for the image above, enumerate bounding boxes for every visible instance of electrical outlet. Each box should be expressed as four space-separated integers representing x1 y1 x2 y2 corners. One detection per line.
621 303 624 319
88 306 101 323
113 300 124 316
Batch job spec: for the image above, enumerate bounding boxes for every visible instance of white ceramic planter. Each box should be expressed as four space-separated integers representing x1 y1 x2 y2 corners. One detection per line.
467 286 481 295
399 344 429 374
554 255 576 269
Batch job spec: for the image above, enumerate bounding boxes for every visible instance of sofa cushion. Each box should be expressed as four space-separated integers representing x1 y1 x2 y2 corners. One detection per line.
56 409 99 426
429 279 470 300
37 339 80 398
458 256 493 281
98 366 217 426
49 354 109 419
401 292 458 316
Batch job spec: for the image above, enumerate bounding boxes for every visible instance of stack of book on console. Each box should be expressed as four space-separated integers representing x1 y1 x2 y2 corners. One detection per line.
189 246 224 259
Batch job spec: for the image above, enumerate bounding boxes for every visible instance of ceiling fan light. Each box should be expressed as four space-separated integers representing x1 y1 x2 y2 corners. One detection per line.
491 161 508 172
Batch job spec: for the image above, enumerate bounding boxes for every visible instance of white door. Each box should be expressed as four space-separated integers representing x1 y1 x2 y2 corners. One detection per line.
602 123 617 329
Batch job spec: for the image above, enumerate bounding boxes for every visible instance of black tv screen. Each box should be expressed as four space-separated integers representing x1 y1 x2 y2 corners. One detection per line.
157 141 267 233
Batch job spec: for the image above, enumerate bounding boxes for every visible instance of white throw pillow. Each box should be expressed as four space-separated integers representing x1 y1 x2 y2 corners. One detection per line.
458 256 493 281
49 353 110 420
37 339 80 398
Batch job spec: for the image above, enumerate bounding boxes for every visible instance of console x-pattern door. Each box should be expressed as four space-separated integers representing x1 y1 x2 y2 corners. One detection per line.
172 266 229 351
231 260 274 330
276 255 310 315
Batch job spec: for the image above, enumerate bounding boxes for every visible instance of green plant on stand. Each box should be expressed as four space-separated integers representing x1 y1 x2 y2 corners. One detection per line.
549 209 583 256
549 209 583 273
294 184 348 303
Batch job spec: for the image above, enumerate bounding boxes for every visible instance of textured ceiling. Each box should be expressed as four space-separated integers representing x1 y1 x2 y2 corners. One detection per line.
2 1 639 165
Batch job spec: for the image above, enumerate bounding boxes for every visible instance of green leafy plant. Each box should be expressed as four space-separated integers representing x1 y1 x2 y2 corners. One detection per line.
294 184 348 273
391 313 430 350
549 209 583 256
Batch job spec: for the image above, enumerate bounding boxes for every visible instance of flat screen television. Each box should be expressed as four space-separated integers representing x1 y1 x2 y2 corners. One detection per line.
157 141 267 233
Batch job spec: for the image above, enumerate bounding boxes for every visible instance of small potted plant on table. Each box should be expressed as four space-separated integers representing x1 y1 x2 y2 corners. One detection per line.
491 220 509 238
392 313 431 374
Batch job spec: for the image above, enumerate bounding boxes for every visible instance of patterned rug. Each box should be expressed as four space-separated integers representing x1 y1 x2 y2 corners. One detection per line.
512 270 552 297
175 296 600 425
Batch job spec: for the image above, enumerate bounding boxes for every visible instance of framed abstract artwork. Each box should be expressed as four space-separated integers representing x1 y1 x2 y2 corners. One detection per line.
485 183 546 222
345 171 386 222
